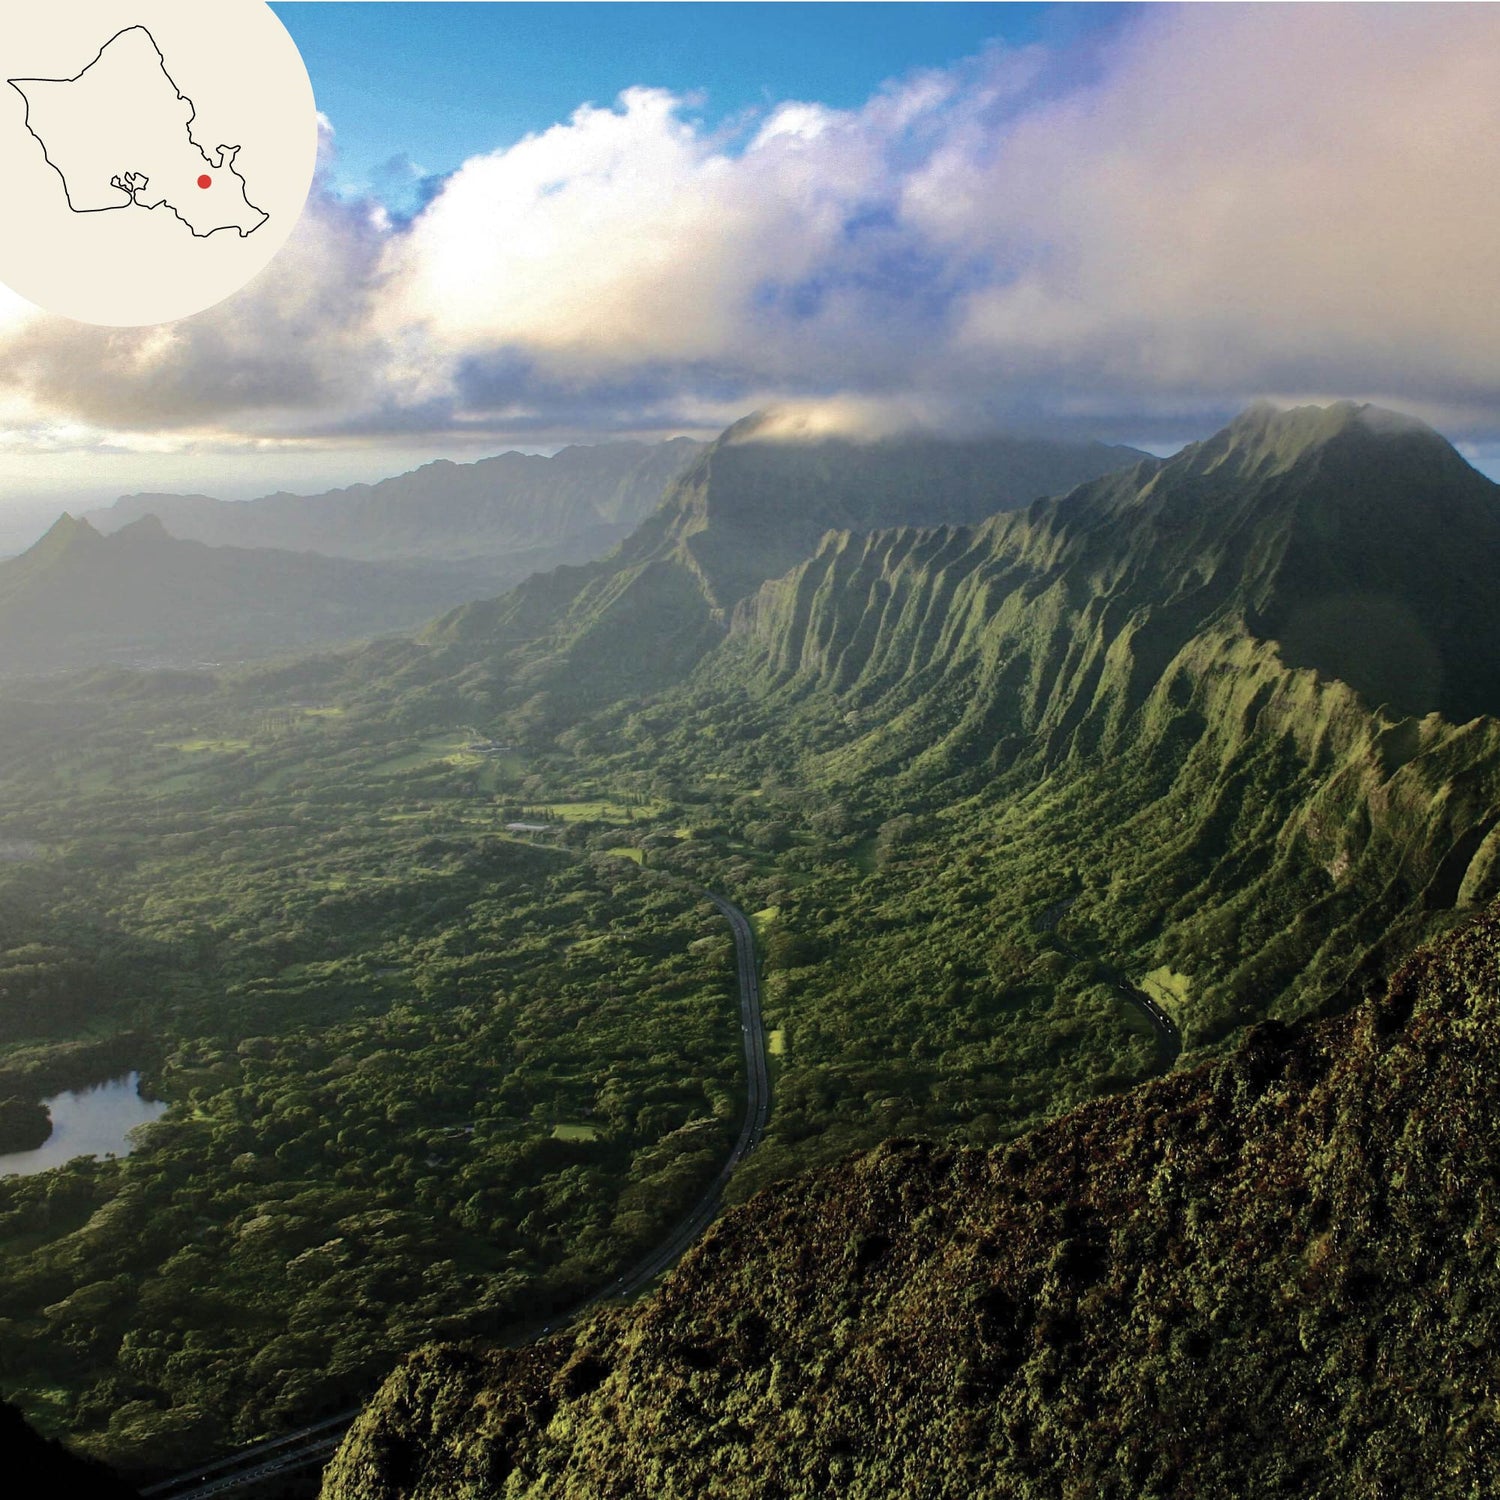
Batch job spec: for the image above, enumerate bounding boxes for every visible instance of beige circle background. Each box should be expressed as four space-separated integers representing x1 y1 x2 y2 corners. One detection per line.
0 0 316 326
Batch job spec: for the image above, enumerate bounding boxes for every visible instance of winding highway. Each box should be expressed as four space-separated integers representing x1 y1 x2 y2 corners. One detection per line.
1037 896 1182 1065
140 885 1171 1500
579 891 770 1302
143 889 769 1500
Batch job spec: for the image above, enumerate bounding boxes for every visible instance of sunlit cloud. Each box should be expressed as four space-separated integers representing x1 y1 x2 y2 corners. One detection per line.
1 2 1499 477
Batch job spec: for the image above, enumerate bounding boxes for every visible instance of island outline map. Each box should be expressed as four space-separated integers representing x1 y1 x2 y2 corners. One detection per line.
7 23 269 240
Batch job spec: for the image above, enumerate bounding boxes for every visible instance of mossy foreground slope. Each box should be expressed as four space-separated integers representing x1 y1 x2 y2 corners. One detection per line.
325 899 1500 1499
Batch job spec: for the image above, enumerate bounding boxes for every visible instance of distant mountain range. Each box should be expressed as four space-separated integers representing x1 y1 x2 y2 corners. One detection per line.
85 438 705 570
0 438 706 675
3 427 1150 680
0 514 516 675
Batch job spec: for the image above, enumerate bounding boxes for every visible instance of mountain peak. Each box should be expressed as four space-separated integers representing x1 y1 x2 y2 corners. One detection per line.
25 512 102 561
1210 400 1450 472
41 511 95 537
1075 399 1500 722
112 513 173 544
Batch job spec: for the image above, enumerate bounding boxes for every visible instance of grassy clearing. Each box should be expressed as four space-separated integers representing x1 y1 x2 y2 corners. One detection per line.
367 735 474 775
1141 966 1193 1015
479 751 528 777
604 847 645 863
551 1123 601 1142
540 800 663 824
750 906 781 946
768 1028 787 1057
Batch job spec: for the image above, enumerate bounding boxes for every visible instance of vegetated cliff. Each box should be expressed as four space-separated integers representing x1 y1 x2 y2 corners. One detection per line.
325 896 1500 1499
731 401 1500 739
701 401 1500 1042
394 420 1146 724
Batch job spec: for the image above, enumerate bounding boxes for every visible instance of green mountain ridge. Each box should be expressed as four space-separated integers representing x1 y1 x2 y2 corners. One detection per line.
394 423 1149 723
0 513 529 676
730 400 1500 732
84 439 705 569
321 895 1500 1500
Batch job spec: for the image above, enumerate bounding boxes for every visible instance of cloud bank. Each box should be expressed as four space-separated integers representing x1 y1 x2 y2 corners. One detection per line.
3 3 1499 460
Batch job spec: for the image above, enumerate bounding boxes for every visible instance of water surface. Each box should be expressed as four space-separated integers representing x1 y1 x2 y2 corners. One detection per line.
0 1072 166 1177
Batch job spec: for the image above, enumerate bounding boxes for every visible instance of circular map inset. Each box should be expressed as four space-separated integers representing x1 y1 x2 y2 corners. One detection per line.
0 0 316 326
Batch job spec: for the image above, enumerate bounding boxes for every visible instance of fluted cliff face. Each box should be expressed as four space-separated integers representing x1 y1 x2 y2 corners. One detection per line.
694 407 1500 1045
405 424 1145 722
730 402 1500 728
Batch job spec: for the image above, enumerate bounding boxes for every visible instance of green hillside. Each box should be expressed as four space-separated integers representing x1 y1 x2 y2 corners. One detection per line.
0 514 513 675
323 894 1500 1500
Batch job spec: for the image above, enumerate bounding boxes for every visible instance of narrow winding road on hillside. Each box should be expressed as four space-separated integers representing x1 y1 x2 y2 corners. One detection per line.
143 889 769 1500
1037 897 1182 1066
1098 959 1182 1064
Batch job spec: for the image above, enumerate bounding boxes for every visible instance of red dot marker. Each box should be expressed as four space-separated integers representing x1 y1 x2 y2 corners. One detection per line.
197 174 212 189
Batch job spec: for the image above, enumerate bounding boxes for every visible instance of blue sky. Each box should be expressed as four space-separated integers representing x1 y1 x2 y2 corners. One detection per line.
2 2 1499 518
275 3 1127 208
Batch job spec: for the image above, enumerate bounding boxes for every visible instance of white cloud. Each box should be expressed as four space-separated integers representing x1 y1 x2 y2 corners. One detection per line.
919 5 1500 409
3 3 1500 471
374 85 890 385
